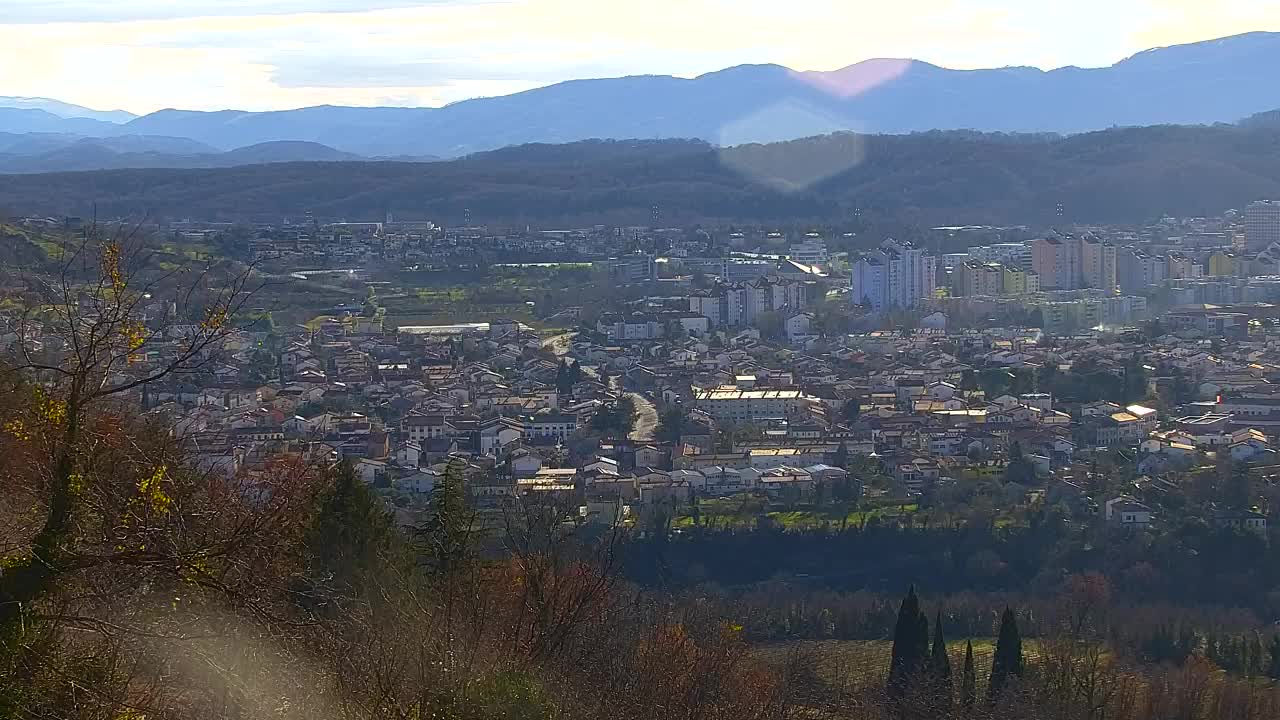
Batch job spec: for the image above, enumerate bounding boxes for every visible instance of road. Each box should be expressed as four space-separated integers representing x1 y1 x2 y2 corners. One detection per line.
627 391 657 443
541 331 577 357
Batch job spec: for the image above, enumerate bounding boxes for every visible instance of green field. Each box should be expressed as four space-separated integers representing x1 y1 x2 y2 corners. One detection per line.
675 497 921 530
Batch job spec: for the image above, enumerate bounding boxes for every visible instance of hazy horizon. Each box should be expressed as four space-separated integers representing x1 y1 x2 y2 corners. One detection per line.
3 0 1279 116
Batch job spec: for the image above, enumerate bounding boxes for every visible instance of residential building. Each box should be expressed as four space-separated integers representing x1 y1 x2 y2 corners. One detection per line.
851 239 936 310
693 386 815 425
1245 200 1280 252
1080 237 1117 292
955 261 1002 297
1104 496 1153 528
788 237 829 264
1118 248 1168 292
1001 265 1039 295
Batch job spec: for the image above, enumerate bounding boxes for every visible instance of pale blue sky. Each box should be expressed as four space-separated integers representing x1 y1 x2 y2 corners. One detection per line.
2 0 1278 114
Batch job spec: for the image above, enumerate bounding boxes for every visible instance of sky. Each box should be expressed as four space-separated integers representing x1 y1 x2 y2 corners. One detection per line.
2 0 1279 115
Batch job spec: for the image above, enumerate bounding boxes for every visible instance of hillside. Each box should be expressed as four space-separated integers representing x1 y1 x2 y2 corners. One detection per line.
2 123 1280 225
0 138 361 173
5 32 1280 157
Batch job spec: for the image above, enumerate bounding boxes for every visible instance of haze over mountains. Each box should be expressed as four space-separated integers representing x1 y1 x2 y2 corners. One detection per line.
7 119 1280 227
2 31 1280 173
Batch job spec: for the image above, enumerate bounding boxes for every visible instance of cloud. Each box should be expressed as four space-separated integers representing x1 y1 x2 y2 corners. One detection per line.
3 0 488 24
2 0 1272 115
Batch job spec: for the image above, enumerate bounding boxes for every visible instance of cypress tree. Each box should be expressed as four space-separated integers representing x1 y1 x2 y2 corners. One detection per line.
988 608 1025 702
888 586 926 700
930 610 953 709
915 610 931 667
930 611 952 680
1268 634 1280 680
961 640 976 710
556 359 574 395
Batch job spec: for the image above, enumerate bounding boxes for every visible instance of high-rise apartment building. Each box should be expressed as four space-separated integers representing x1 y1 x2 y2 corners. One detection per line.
1245 200 1280 252
955 261 1002 296
1080 237 1117 292
851 239 937 310
1118 248 1168 292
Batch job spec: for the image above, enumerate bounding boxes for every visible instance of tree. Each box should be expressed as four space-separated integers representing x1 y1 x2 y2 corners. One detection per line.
303 458 400 611
988 607 1025 701
887 586 929 701
930 610 952 700
655 406 687 444
416 457 476 579
362 285 380 317
1268 634 1280 680
0 225 258 657
961 640 977 709
832 441 850 471
1005 441 1035 485
840 399 860 425
556 359 575 396
755 311 783 340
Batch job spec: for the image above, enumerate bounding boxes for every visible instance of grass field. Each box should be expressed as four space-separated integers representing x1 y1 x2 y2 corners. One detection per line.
674 498 921 530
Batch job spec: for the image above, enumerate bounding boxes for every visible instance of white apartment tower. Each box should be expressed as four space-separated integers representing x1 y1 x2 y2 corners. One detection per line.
1246 200 1280 252
851 239 936 310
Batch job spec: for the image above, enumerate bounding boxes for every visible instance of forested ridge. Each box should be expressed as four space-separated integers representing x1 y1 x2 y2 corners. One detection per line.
3 122 1280 225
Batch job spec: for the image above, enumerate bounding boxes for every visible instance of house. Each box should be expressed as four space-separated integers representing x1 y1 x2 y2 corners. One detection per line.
1212 510 1267 533
635 445 668 469
702 466 747 493
354 458 389 486
396 468 441 494
509 448 544 478
785 312 815 341
517 468 579 496
394 441 422 468
894 458 941 492
756 466 814 499
1104 495 1152 528
479 417 524 456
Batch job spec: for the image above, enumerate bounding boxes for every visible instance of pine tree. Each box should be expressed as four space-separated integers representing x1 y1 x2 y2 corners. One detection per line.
304 459 398 611
1268 634 1280 680
961 640 976 710
988 608 1025 702
416 457 474 578
888 586 926 701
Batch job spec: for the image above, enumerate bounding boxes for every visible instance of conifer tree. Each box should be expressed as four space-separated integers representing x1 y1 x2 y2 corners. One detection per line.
556 359 574 395
416 457 475 578
930 610 952 708
304 458 398 609
930 611 951 679
915 611 931 668
888 586 926 700
961 640 977 710
1268 634 1280 680
988 607 1025 702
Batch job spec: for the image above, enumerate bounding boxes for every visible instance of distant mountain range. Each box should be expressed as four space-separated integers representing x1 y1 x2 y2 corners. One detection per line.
3 31 1280 169
0 96 136 124
0 134 375 173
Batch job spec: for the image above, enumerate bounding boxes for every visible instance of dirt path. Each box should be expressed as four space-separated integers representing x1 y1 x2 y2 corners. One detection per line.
628 392 657 443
